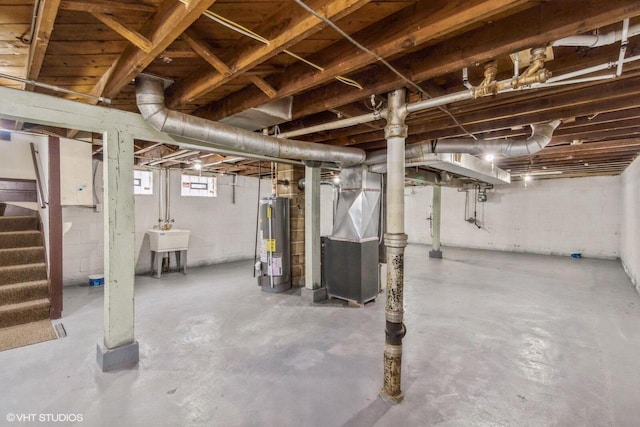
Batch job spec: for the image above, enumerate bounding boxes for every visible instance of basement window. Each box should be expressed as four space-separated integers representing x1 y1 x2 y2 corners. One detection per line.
133 170 153 195
181 174 217 198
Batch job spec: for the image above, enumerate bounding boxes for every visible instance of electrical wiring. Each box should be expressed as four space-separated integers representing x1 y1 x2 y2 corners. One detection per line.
178 0 363 89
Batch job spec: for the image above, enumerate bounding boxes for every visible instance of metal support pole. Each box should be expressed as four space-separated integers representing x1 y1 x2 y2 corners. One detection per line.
429 185 443 259
380 89 408 403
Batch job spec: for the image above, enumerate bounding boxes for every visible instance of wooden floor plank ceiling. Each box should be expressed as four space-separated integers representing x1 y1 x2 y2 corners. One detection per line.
0 0 639 181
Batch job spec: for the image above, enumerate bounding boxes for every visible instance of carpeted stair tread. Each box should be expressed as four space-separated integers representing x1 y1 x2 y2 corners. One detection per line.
0 280 49 305
0 231 42 249
0 319 58 352
0 298 50 329
0 216 38 232
0 247 44 266
0 263 47 286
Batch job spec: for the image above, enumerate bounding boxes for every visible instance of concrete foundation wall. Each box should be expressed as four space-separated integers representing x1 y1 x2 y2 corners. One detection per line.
405 175 620 259
621 156 640 293
62 165 272 285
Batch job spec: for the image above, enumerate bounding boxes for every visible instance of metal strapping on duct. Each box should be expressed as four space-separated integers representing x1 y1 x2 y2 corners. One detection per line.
135 75 366 167
364 120 562 165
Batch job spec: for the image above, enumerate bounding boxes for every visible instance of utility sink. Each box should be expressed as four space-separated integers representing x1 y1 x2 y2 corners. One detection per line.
147 229 190 251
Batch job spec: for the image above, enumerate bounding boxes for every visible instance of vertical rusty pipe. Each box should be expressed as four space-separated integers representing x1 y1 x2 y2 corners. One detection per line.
380 89 408 403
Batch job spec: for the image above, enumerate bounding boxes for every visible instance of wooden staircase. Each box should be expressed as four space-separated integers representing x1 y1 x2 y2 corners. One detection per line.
0 215 50 329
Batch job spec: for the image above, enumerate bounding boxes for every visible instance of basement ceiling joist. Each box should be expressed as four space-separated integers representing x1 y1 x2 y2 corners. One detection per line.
0 0 639 179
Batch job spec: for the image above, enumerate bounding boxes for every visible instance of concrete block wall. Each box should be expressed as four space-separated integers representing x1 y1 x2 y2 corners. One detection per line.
62 164 272 285
405 175 621 259
61 206 104 284
621 156 640 293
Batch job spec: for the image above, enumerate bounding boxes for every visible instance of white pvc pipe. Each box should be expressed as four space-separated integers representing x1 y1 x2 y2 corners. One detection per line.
277 111 381 139
552 22 640 47
462 68 473 89
617 19 630 77
546 62 615 83
542 75 617 87
272 52 640 141
406 91 474 114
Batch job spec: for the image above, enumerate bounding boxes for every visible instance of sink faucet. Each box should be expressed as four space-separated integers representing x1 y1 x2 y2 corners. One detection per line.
157 218 174 231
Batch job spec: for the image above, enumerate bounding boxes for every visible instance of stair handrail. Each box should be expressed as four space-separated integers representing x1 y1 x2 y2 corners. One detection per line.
29 143 47 209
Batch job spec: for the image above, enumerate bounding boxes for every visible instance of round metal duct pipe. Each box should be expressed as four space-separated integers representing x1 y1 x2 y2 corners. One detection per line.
135 75 366 168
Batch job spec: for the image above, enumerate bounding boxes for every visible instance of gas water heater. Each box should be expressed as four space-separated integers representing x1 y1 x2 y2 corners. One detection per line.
256 196 291 293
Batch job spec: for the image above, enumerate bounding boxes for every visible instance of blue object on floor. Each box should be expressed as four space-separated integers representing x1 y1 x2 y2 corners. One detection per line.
88 274 104 286
571 253 582 259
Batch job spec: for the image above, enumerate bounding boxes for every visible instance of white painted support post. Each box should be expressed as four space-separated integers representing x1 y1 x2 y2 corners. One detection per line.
429 185 443 259
302 165 326 302
97 129 139 371
380 89 408 403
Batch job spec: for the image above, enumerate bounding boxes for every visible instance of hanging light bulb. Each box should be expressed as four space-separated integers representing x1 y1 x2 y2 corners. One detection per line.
193 159 202 171
484 154 495 162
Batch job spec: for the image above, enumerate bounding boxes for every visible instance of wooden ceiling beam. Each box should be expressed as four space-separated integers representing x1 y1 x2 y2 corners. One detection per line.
59 0 157 15
63 0 216 136
194 0 529 118
538 138 640 153
287 0 640 121
332 95 640 148
555 119 640 139
530 148 640 161
555 126 640 143
97 0 218 101
248 75 277 99
134 142 165 155
91 13 152 53
181 29 231 76
26 0 61 82
166 0 373 108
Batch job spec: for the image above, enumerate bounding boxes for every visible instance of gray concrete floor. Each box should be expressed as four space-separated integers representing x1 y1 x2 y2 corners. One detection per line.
1 245 639 427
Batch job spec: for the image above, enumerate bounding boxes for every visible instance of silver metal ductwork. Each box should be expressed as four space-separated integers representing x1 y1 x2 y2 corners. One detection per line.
331 166 382 241
135 75 366 167
322 166 382 304
365 120 562 165
220 96 293 131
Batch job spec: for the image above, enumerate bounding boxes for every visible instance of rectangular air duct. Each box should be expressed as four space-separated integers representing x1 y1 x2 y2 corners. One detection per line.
219 96 293 131
406 153 511 185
